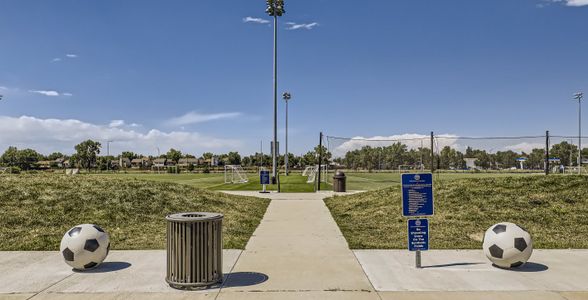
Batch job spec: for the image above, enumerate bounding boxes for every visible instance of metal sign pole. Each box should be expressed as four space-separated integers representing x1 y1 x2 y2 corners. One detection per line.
416 250 421 268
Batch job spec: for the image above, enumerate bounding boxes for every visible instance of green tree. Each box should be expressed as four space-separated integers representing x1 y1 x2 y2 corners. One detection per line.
0 146 19 167
227 151 241 165
551 141 578 166
121 151 137 161
46 152 64 161
74 140 102 171
166 148 182 163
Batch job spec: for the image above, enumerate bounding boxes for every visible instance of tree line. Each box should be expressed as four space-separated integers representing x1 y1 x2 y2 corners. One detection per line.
0 140 332 172
334 141 588 171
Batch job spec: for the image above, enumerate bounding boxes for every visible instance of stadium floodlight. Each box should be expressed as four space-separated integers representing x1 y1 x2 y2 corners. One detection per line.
283 92 291 176
574 92 584 175
106 140 114 172
266 0 286 190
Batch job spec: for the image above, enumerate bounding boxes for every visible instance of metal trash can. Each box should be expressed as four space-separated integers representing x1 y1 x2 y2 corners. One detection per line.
166 212 223 289
333 170 346 192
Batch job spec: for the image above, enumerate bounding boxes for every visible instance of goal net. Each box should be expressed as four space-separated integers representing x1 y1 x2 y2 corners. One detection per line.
307 165 328 183
302 166 314 176
224 165 248 184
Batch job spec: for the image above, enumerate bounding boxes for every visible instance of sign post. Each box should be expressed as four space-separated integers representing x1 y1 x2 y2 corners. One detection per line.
402 173 434 268
260 170 270 193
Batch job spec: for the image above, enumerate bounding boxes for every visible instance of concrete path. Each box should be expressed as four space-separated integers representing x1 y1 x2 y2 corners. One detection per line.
355 250 588 292
218 191 378 299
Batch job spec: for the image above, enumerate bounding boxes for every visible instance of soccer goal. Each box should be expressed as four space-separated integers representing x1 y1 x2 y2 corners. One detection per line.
302 166 314 176
306 165 328 183
224 165 248 184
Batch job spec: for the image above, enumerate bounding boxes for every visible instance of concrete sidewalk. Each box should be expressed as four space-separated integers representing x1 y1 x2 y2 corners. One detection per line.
1 191 588 299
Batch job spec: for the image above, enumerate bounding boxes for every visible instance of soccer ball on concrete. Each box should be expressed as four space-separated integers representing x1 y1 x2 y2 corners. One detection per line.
60 224 110 270
482 222 533 269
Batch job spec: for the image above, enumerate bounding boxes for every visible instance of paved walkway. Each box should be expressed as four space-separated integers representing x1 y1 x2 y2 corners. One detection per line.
219 191 377 299
1 191 588 299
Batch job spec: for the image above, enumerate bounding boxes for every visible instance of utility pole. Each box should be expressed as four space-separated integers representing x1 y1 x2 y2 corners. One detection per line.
266 0 285 191
574 92 584 175
430 132 435 174
283 92 291 175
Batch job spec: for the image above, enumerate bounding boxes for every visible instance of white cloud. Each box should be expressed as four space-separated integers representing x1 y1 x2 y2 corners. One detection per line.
542 0 588 6
565 0 588 6
166 111 242 126
0 86 7 90
109 120 125 128
62 92 73 96
285 22 319 30
243 16 270 24
0 115 242 155
51 58 62 63
65 54 78 58
28 90 60 97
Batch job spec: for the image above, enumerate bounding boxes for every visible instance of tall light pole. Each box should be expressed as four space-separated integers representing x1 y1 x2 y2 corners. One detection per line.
106 140 113 172
574 92 584 174
266 0 285 190
283 92 291 175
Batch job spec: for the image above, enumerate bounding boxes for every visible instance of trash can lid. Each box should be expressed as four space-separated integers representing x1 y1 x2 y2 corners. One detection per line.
334 170 345 176
166 212 223 222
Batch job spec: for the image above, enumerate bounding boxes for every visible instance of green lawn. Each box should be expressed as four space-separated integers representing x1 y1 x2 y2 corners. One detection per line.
91 172 226 189
325 175 588 249
0 174 270 250
341 171 541 191
211 173 330 192
92 172 328 193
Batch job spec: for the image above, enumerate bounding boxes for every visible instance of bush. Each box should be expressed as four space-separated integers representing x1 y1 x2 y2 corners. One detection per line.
6 166 21 174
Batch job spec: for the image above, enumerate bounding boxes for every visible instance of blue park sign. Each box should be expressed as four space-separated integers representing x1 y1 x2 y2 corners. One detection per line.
260 170 270 185
408 218 429 251
401 173 434 217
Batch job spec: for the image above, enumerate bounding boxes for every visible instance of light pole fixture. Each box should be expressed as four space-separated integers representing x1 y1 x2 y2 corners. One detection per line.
106 140 113 172
283 92 291 176
266 0 285 190
574 92 584 174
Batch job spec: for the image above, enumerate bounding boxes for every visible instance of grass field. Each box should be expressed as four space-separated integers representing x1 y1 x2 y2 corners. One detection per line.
92 172 329 192
0 174 270 250
341 171 541 191
89 170 540 192
325 175 588 249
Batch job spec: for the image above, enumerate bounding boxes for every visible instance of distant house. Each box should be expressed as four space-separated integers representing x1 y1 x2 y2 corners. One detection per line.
131 157 152 168
36 160 53 169
153 158 167 167
177 158 198 168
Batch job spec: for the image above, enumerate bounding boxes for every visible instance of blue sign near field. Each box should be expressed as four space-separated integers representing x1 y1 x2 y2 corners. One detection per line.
260 171 270 185
402 173 434 217
408 218 429 251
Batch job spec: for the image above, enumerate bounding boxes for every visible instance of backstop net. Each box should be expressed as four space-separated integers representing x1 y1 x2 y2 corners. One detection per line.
324 132 588 175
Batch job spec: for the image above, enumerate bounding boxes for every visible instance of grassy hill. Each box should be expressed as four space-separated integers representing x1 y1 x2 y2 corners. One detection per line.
325 175 588 249
0 174 270 250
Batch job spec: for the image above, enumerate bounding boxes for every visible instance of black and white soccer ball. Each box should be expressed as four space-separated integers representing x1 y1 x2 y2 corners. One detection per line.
60 224 110 270
482 222 533 269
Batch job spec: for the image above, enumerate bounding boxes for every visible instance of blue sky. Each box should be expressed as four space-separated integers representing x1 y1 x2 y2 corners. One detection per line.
0 0 587 156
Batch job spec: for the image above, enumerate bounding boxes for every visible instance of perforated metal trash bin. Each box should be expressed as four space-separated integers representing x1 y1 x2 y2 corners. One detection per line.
166 212 223 289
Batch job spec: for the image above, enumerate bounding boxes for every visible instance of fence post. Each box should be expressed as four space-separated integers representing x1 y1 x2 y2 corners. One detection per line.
545 130 550 175
430 131 435 174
